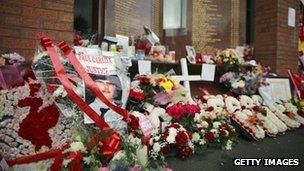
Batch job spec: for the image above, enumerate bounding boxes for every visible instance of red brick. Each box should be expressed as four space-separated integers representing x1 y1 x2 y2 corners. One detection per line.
58 11 73 22
57 31 73 41
0 28 17 37
43 1 73 12
56 0 74 5
4 16 41 28
2 38 36 49
20 29 57 40
22 7 58 20
5 0 41 8
0 4 21 14
42 20 72 31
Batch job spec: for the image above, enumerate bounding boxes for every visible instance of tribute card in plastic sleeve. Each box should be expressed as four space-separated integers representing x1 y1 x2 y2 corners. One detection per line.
74 47 127 127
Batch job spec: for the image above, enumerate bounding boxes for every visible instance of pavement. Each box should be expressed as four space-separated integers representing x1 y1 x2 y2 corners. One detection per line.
167 127 304 171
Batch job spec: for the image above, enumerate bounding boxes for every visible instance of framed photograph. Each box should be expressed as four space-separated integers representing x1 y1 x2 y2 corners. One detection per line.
186 46 196 57
265 77 292 101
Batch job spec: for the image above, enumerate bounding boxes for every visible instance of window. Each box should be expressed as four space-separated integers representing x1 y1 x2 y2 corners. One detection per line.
163 0 187 29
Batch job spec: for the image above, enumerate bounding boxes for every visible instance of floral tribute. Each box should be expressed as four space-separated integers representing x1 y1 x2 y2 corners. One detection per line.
219 65 270 95
0 53 34 90
0 80 73 164
213 48 244 69
127 74 187 112
193 95 237 151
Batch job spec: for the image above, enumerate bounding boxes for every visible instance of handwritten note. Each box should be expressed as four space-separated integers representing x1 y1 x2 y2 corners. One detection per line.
138 60 151 75
201 64 216 81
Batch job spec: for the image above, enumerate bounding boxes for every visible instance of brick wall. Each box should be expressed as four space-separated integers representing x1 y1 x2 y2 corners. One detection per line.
0 0 74 62
254 0 299 76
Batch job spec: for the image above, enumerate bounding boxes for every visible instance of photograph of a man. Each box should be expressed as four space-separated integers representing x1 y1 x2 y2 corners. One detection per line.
84 74 122 124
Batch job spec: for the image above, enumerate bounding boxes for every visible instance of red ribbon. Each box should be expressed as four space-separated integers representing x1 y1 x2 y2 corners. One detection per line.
40 36 110 131
6 146 67 171
66 151 83 171
57 41 129 121
100 131 121 159
86 130 121 159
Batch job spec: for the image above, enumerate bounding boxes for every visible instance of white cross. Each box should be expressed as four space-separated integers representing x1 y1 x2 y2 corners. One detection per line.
172 58 214 101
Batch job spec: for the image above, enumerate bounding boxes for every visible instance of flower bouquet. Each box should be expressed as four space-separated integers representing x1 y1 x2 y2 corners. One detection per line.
127 73 187 112
193 95 237 150
134 34 152 55
149 123 194 160
0 53 34 90
213 48 244 71
219 65 269 95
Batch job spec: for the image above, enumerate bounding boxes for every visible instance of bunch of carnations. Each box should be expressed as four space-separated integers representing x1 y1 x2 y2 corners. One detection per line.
192 112 237 151
149 123 194 160
165 102 201 131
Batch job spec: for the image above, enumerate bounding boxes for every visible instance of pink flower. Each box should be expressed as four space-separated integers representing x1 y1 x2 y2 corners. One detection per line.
98 167 111 171
130 165 141 171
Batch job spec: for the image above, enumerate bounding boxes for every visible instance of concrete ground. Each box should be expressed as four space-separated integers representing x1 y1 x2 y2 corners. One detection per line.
167 128 304 171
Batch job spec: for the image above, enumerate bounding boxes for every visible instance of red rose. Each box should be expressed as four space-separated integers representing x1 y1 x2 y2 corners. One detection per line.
179 146 193 158
129 89 145 101
47 85 56 93
220 129 229 137
166 103 185 121
206 106 214 112
185 104 201 115
161 131 169 140
129 115 140 131
160 146 170 154
204 132 215 142
168 123 181 129
252 106 259 112
175 131 189 145
138 76 150 85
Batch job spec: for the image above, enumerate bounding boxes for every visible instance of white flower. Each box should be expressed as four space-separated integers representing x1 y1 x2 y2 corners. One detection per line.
191 132 201 142
210 129 219 136
128 134 141 145
212 122 221 129
166 135 176 144
152 143 161 152
231 82 238 89
238 80 245 88
131 111 144 118
63 159 72 167
201 121 209 128
136 145 148 166
225 140 233 150
194 113 202 122
53 86 67 97
83 157 91 165
69 142 86 152
131 80 140 88
112 150 126 160
199 139 206 145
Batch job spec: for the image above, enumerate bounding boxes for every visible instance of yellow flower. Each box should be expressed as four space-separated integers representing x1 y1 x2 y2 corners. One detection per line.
159 80 174 92
299 100 304 107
